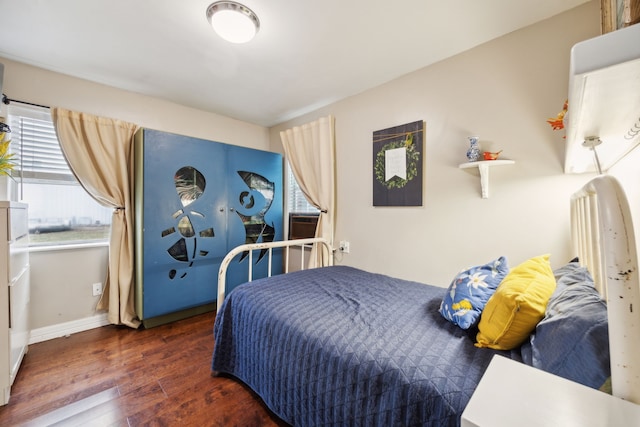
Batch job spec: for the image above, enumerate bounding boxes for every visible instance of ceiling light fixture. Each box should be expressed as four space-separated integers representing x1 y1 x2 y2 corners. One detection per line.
206 1 260 44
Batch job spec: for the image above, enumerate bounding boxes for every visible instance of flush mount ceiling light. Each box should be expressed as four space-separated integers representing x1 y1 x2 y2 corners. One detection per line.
206 1 260 44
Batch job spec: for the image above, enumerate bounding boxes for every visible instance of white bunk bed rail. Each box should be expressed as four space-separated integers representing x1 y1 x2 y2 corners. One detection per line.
216 237 334 313
570 175 640 404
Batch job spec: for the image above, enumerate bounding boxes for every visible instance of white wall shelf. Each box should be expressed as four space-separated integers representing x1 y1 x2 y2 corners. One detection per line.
564 23 640 174
459 159 514 199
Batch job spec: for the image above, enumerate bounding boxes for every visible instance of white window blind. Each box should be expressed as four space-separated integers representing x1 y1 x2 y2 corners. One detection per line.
287 165 319 214
8 104 74 182
6 103 112 246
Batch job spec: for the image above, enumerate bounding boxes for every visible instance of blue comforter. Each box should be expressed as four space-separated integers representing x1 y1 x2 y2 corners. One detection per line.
212 266 515 426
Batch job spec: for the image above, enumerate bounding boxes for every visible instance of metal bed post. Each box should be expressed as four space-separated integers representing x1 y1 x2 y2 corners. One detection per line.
216 238 333 313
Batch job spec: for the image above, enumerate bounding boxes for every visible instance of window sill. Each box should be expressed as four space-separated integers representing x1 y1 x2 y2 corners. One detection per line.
29 241 109 253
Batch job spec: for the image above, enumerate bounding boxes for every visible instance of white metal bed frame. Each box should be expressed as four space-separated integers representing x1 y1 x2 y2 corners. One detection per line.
216 237 333 313
571 175 640 404
216 177 640 404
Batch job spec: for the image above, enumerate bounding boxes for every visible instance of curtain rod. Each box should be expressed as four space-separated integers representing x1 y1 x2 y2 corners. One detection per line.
1 94 50 109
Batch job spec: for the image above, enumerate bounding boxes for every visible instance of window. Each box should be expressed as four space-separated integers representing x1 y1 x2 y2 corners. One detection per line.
287 165 318 214
8 104 112 246
287 164 319 239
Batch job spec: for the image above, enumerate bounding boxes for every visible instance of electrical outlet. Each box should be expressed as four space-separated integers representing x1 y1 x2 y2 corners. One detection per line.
339 240 350 253
92 282 103 297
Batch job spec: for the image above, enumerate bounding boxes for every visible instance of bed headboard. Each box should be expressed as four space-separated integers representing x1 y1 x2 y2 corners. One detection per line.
216 237 333 313
570 175 640 404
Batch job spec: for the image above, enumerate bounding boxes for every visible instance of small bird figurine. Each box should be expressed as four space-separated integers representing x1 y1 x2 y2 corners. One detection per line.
483 150 502 160
404 132 413 147
547 100 568 131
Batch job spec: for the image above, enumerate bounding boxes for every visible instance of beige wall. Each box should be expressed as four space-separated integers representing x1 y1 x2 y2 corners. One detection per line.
0 58 270 331
270 2 604 286
0 58 269 149
29 246 108 328
6 1 631 333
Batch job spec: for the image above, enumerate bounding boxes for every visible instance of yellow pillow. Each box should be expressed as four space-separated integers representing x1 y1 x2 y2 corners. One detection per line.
475 254 557 350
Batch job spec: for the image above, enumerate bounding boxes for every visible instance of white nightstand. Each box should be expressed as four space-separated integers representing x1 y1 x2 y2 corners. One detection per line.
461 355 640 427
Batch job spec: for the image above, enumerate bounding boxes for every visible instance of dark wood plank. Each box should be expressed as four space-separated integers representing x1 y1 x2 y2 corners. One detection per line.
0 312 289 427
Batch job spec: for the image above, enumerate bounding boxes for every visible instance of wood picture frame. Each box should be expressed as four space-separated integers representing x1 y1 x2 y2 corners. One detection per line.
372 120 424 207
601 0 640 33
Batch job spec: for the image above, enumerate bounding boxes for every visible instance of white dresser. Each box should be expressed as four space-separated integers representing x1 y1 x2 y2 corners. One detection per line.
0 201 30 405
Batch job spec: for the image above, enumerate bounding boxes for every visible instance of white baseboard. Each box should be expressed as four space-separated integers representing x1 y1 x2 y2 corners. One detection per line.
29 313 111 345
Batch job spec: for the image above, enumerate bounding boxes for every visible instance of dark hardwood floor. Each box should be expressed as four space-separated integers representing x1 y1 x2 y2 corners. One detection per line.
0 312 289 427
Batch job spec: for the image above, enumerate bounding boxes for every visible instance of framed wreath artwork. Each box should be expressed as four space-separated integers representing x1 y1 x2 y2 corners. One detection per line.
372 120 424 206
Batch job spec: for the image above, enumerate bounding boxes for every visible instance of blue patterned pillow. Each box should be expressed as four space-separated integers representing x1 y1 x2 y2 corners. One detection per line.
439 256 509 329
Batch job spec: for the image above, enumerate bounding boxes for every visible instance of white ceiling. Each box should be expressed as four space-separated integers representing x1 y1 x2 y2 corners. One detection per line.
0 0 589 127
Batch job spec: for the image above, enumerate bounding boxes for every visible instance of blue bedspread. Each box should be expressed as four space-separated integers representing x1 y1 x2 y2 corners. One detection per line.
212 266 515 426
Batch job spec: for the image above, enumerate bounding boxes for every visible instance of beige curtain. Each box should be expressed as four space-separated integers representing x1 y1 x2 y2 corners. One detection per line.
280 115 336 267
51 108 140 328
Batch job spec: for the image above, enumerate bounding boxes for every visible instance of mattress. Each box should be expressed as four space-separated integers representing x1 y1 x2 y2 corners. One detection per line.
212 265 516 426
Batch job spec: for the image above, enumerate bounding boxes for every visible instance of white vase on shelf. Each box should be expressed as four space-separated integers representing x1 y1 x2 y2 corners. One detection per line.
466 136 481 162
